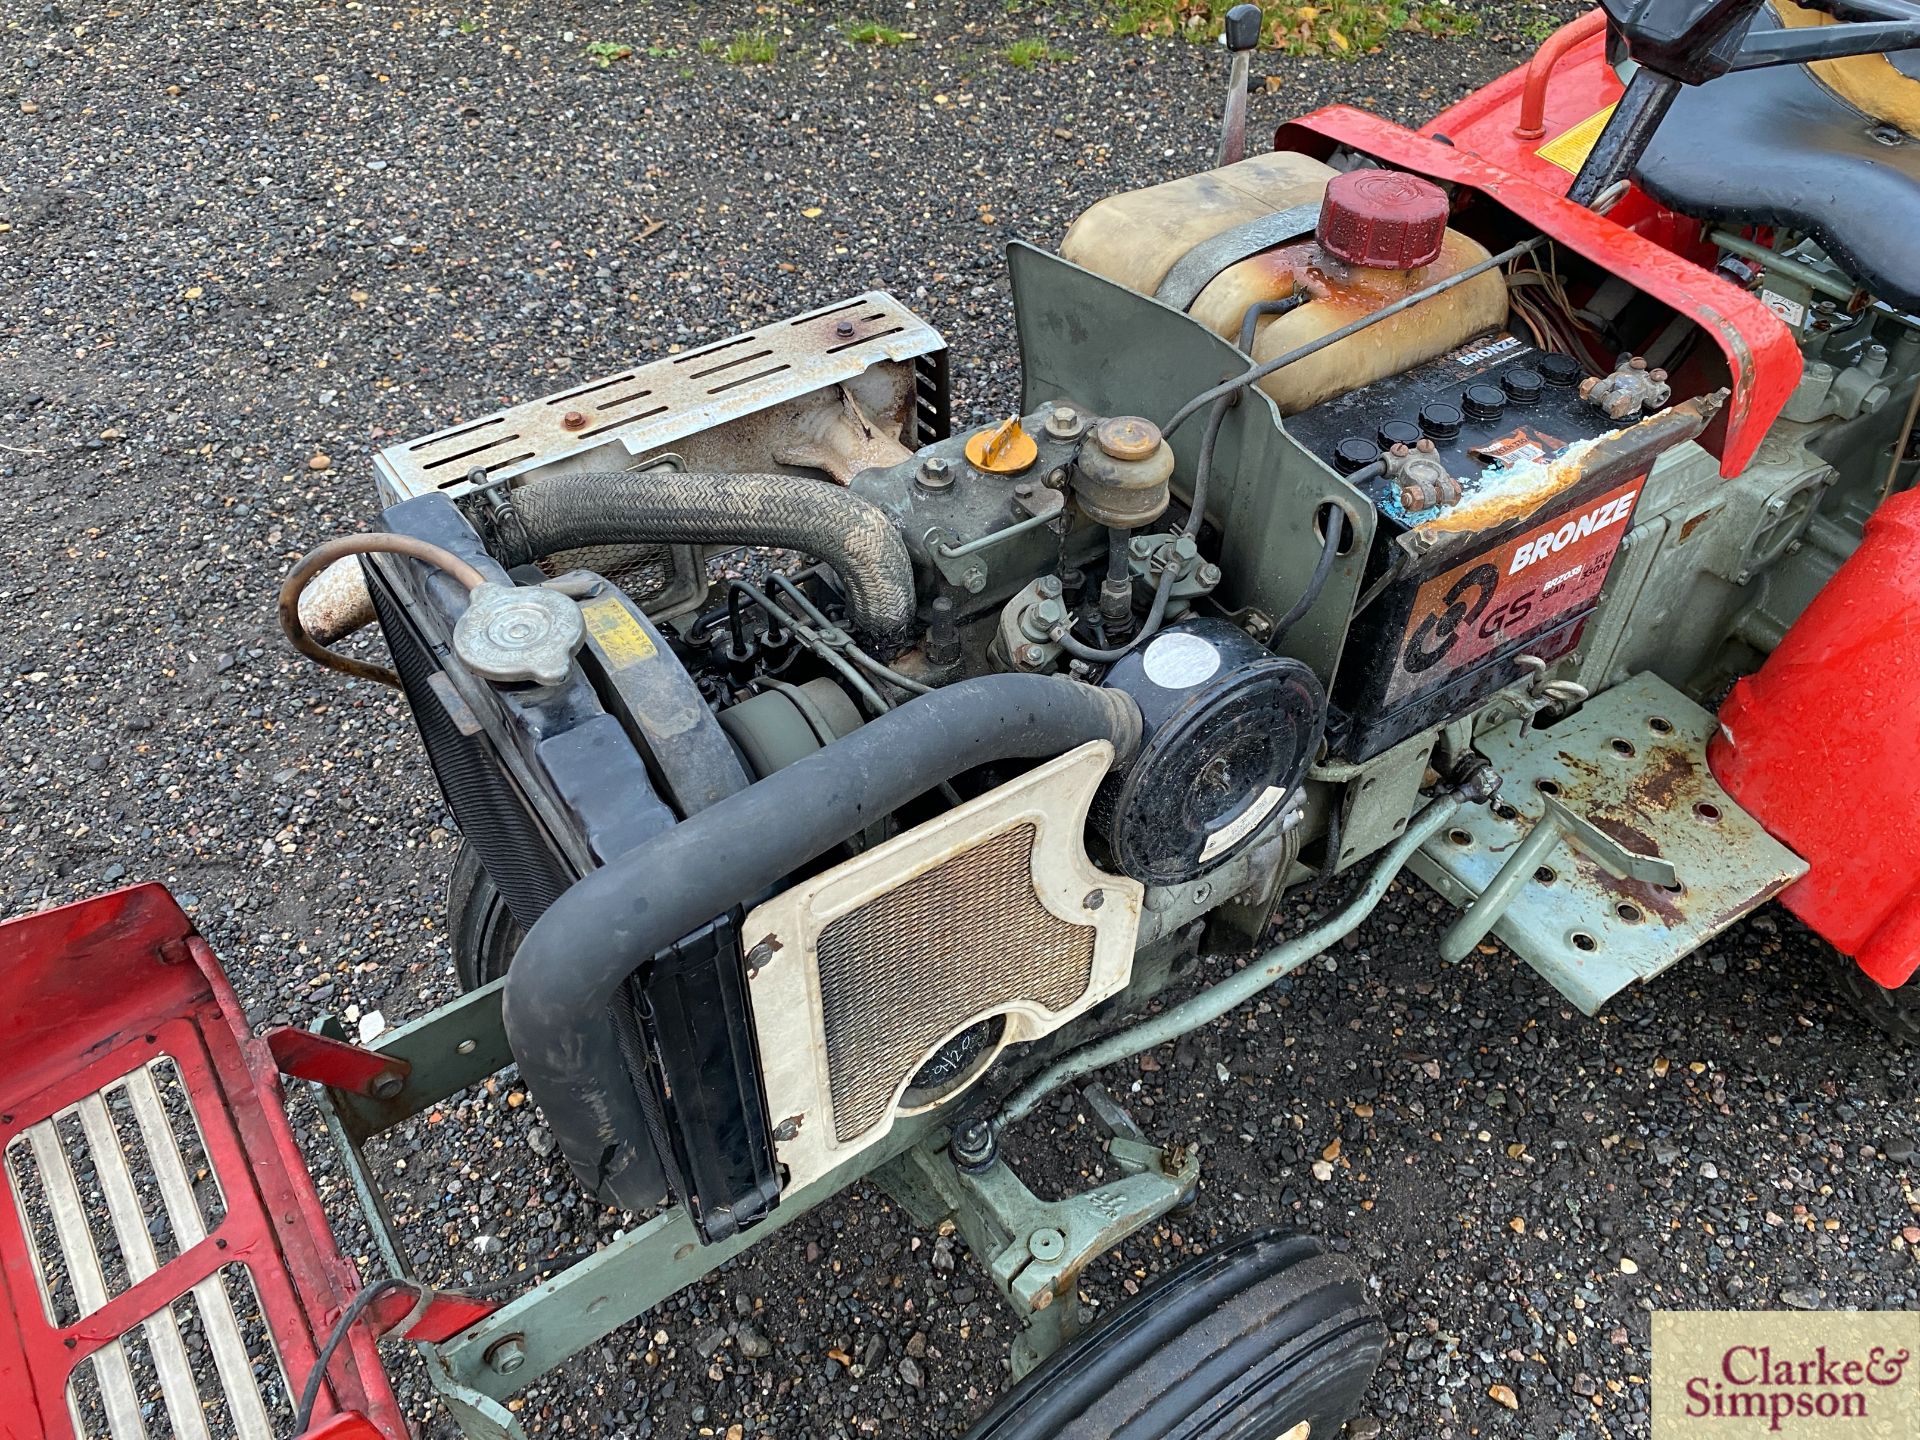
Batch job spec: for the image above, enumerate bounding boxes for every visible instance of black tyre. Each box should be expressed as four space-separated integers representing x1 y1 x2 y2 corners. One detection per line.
1828 950 1920 1045
448 841 523 990
964 1229 1384 1440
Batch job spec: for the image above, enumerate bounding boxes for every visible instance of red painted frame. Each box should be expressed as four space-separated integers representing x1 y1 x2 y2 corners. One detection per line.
1273 81 1802 476
0 885 405 1440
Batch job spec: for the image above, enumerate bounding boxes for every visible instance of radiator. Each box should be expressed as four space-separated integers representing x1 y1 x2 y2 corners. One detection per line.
746 743 1143 1191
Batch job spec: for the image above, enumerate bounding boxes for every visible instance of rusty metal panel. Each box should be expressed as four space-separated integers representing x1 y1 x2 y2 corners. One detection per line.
373 291 945 504
1409 672 1806 1013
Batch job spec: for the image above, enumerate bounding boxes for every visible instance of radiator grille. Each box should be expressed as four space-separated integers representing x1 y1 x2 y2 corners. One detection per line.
367 557 575 929
815 824 1095 1143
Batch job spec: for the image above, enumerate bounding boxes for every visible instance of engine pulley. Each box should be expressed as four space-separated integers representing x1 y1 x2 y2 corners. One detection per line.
1097 619 1325 886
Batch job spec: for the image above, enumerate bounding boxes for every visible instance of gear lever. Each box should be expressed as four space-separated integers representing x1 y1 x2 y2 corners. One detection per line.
1216 4 1263 167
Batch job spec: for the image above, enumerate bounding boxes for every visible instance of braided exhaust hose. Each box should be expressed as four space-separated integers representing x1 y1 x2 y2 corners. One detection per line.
494 471 917 637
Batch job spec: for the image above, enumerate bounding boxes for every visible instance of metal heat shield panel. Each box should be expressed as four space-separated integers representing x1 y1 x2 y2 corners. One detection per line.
744 743 1143 1193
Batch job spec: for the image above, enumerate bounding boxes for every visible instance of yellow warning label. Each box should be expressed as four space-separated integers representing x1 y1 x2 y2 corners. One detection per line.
580 596 657 668
1535 104 1616 175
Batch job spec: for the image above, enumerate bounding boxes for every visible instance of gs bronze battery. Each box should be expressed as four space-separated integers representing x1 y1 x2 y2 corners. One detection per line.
1284 330 1722 760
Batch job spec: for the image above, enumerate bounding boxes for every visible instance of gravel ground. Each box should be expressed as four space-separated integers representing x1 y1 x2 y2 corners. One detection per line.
4 1 1917 1437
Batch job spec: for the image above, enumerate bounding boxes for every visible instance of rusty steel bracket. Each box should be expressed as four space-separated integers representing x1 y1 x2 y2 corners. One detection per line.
265 1025 412 1100
877 1104 1200 1379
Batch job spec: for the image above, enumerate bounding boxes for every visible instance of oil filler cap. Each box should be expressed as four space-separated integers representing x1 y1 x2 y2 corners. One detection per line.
1316 169 1449 270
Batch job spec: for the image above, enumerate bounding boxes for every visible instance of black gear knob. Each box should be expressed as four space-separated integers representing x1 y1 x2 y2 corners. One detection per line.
1224 4 1263 51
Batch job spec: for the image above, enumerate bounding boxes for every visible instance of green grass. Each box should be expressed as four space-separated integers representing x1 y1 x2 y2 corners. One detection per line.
1105 0 1478 56
844 19 912 44
1517 9 1565 44
1002 36 1072 68
724 29 779 63
583 39 632 67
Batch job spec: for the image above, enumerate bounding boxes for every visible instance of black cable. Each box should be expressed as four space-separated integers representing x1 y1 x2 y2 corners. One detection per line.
1237 292 1307 353
292 1277 419 1437
1270 504 1346 646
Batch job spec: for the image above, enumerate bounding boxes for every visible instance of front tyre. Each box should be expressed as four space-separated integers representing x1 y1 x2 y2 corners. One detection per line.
447 840 523 990
964 1229 1384 1440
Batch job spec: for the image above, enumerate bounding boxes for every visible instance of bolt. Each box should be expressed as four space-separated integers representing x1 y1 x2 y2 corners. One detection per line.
961 564 987 595
951 1117 997 1171
1044 404 1083 440
1197 562 1221 588
486 1337 528 1375
746 940 776 975
561 410 587 431
1036 575 1062 599
1017 643 1047 667
1027 1228 1067 1262
1083 888 1105 911
835 319 857 338
369 1072 405 1101
1015 481 1035 498
917 455 954 490
773 1116 802 1142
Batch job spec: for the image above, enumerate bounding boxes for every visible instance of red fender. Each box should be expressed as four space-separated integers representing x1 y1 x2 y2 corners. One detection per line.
1710 490 1920 988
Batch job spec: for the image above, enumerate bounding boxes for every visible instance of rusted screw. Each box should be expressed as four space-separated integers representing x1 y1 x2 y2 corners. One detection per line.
835 319 857 338
561 410 587 431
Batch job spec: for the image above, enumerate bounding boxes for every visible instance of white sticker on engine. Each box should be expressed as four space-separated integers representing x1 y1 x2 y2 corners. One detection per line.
1200 784 1289 863
1141 631 1221 690
1760 289 1806 327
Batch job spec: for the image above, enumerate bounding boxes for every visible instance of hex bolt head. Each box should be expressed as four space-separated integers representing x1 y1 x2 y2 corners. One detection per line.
561 410 587 431
1197 562 1221 588
1044 404 1084 440
745 941 776 975
835 319 857 338
1036 575 1063 599
1017 643 1047 667
961 565 987 594
917 456 955 491
486 1337 528 1375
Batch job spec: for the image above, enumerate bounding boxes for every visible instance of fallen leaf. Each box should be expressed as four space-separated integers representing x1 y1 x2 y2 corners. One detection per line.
1652 1057 1670 1077
184 285 204 300
1508 1217 1526 1234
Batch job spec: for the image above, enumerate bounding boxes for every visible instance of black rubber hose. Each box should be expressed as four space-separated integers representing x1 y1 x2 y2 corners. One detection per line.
493 470 917 637
501 673 1145 1209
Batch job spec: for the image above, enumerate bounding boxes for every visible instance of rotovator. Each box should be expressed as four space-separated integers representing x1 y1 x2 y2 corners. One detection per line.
7 0 1920 1433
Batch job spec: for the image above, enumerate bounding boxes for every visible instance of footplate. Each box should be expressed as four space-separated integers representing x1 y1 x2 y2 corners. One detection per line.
0 886 403 1440
1410 672 1807 1013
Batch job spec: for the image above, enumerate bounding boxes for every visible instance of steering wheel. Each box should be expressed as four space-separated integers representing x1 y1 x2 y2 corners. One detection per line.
1569 0 1920 202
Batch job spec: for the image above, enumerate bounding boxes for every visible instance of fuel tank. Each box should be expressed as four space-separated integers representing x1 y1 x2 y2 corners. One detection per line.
1060 151 1508 414
1709 489 1920 988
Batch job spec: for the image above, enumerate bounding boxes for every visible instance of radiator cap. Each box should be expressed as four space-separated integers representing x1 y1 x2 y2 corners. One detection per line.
453 581 585 686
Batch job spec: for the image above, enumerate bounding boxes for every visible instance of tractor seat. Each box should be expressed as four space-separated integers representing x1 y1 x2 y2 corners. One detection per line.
1633 15 1920 312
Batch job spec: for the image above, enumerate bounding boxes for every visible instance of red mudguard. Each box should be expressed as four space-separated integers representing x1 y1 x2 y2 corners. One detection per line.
1710 491 1920 989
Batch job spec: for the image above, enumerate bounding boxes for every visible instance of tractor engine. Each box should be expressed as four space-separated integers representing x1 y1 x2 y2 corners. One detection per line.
287 129 1911 1244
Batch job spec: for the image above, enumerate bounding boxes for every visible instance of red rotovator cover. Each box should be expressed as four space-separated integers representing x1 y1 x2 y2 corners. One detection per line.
1710 490 1920 989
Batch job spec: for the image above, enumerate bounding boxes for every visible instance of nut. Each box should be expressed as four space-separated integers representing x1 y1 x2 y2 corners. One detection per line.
917 455 955 490
561 410 587 431
1044 404 1084 440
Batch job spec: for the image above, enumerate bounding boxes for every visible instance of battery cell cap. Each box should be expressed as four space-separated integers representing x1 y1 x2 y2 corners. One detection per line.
1333 437 1382 474
1418 401 1463 440
1463 383 1507 420
1538 353 1582 388
1501 367 1545 404
1378 418 1422 450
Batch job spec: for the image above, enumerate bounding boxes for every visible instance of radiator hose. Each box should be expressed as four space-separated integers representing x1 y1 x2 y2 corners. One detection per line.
491 470 917 637
501 673 1144 1210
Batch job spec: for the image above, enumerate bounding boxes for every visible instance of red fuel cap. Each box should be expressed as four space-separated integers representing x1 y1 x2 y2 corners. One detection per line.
1316 169 1449 270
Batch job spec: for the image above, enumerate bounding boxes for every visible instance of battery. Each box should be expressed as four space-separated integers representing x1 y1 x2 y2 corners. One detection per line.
1286 332 1703 760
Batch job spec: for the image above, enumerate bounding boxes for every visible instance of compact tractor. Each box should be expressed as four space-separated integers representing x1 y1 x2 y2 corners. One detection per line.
6 0 1919 1434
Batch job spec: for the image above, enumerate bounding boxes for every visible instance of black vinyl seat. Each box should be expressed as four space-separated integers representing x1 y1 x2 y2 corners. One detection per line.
1633 18 1920 311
